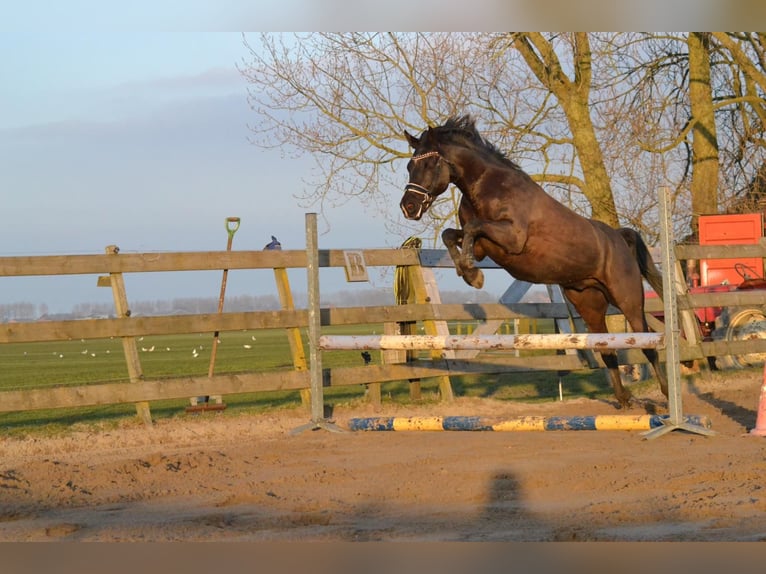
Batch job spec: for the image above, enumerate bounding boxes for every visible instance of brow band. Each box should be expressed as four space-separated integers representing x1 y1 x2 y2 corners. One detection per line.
411 151 441 162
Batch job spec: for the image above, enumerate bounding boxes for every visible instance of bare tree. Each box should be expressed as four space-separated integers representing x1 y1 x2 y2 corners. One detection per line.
710 33 766 213
613 32 766 239
241 33 487 243
240 32 601 242
240 32 766 247
500 33 620 227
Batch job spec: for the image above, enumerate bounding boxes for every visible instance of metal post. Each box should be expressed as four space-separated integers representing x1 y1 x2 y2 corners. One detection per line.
643 186 715 438
292 213 343 434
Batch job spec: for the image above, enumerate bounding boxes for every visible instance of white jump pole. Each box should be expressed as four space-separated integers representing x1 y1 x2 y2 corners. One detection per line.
319 332 664 351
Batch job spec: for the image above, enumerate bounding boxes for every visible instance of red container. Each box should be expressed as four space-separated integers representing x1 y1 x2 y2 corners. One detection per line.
699 213 763 287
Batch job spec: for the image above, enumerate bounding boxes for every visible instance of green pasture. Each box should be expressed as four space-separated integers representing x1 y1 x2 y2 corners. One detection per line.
0 320 626 437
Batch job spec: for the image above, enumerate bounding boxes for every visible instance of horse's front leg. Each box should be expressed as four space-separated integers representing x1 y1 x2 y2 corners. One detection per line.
456 219 529 290
442 226 485 289
441 228 468 279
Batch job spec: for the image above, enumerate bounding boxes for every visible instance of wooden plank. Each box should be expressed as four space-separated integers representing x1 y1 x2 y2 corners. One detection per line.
418 248 501 269
675 240 766 260
0 248 422 278
697 338 766 357
682 290 766 308
646 290 764 312
0 301 581 345
4 292 760 346
326 354 587 387
6 336 763 417
0 370 310 413
321 248 420 268
1 310 308 344
324 302 572 326
0 250 306 277
0 351 592 414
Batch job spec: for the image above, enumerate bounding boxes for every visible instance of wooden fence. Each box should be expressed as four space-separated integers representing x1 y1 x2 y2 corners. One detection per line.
3 231 766 425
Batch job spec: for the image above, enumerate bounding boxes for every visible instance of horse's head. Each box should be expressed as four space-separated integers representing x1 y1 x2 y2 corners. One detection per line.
400 127 451 220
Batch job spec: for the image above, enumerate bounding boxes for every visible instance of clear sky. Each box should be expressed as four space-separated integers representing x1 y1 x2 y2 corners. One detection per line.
0 32 410 313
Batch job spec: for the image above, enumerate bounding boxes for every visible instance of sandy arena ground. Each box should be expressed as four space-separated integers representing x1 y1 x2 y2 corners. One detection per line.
2 369 766 542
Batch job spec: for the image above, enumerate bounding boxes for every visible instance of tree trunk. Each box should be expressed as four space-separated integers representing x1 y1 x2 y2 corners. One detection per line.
687 32 720 235
511 33 619 227
566 96 620 227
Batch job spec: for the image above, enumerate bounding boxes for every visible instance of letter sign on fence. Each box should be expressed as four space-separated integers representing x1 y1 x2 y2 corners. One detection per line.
343 250 369 282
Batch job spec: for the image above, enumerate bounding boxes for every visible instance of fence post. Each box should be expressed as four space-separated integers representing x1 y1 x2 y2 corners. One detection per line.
407 261 455 401
273 267 311 410
102 245 152 427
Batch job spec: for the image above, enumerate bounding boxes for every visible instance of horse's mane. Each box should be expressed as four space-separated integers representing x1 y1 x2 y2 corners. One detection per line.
431 115 522 171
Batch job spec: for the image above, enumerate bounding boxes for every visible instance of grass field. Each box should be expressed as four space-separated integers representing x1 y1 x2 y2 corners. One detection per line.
0 321 622 437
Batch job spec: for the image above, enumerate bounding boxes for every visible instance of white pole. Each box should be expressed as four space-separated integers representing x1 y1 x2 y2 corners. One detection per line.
319 332 664 351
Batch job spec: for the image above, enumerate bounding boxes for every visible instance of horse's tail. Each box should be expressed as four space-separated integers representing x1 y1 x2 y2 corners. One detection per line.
618 228 664 300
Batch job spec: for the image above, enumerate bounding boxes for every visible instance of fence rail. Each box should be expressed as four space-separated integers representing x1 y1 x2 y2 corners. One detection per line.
2 237 766 422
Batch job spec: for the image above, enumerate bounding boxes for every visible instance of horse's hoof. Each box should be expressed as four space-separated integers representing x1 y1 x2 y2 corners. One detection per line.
463 268 484 289
615 394 633 410
652 403 669 416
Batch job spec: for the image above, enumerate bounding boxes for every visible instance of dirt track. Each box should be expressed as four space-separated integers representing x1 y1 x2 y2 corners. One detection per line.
2 369 766 542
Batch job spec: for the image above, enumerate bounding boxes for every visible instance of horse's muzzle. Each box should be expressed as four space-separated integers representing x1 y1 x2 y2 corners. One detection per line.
400 183 433 220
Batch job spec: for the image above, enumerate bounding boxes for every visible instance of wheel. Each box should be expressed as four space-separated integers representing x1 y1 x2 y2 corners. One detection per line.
724 308 766 369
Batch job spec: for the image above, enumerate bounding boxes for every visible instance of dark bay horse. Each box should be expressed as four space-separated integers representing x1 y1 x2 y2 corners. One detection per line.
400 115 667 408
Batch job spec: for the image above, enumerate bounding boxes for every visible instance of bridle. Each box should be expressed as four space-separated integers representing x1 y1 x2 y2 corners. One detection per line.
404 150 449 208
411 150 441 162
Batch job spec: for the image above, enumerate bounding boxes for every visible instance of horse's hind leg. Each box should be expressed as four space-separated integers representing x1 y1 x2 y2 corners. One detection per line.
564 287 632 409
643 346 668 398
623 308 669 399
600 350 632 409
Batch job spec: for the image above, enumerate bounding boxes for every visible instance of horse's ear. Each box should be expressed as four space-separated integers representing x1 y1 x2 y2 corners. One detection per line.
404 130 420 149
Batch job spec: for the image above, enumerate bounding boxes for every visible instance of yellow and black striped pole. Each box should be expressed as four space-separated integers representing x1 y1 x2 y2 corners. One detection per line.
347 414 712 432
